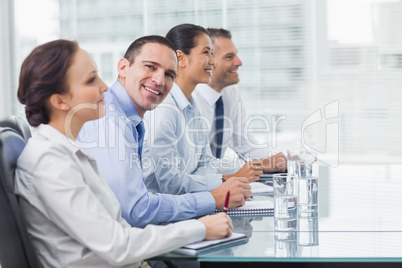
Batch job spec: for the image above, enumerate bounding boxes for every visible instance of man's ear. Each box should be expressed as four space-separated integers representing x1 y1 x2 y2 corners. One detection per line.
176 50 187 68
49 94 70 111
117 58 130 84
117 58 130 87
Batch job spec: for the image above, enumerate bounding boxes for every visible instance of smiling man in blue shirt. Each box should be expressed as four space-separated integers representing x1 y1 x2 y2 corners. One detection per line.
78 35 252 228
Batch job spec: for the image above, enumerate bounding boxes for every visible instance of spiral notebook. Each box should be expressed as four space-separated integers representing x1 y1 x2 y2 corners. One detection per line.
214 199 274 217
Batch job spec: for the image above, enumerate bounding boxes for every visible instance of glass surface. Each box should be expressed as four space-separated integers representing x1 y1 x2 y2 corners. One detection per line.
156 164 402 262
253 164 402 232
197 232 402 261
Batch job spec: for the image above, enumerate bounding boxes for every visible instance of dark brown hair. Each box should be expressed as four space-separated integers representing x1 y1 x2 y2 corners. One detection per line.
166 24 209 55
123 35 176 65
17 39 79 127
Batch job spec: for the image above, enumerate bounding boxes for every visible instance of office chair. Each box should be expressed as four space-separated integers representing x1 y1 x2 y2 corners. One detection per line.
0 127 42 268
0 115 32 141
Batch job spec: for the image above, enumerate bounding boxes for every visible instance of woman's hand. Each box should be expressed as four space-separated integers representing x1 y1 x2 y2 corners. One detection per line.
198 213 234 240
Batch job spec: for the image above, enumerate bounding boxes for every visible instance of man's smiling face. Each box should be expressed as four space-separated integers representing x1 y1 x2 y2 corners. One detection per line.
118 42 178 116
209 37 243 92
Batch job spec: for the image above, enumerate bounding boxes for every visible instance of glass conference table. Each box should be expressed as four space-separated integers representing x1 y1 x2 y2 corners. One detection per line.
152 164 402 267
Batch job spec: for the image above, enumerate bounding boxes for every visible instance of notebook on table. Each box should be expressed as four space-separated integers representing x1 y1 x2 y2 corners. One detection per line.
172 232 247 256
257 172 288 183
250 182 273 195
214 199 274 217
257 173 274 183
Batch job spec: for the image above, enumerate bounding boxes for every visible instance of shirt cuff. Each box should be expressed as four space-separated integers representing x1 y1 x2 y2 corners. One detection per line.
206 174 223 191
191 191 216 216
175 219 206 245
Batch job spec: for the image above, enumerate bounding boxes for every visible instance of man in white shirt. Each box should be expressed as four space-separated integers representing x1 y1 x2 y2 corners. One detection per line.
193 28 287 174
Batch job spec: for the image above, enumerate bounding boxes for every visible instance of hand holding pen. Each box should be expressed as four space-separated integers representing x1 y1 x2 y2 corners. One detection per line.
198 191 233 240
233 160 263 183
210 177 251 209
198 211 233 240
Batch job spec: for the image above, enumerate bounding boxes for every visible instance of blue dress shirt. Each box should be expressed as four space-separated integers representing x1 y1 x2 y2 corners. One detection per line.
143 83 222 195
78 81 215 228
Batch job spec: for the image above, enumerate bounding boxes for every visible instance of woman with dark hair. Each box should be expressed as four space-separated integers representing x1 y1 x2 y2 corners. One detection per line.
15 39 233 268
143 24 260 195
165 23 212 99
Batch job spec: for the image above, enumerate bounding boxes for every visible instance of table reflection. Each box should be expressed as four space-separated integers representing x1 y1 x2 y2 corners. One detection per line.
155 164 402 263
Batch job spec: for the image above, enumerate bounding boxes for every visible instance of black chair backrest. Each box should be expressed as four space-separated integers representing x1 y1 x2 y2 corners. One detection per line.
0 116 32 141
0 127 41 268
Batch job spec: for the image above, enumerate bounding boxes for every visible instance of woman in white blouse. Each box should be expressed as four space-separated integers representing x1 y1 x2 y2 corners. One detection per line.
143 24 262 195
15 39 233 268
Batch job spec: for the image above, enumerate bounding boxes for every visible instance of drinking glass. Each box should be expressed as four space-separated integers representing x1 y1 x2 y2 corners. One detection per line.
297 176 318 217
273 173 297 231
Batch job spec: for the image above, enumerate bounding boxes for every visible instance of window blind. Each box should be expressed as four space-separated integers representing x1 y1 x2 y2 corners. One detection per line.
9 0 402 164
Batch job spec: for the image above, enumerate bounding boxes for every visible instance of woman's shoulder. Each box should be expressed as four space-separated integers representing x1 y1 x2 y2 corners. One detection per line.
18 136 73 168
151 93 182 118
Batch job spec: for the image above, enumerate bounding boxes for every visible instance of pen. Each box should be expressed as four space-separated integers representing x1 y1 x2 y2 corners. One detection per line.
223 191 230 214
236 151 247 162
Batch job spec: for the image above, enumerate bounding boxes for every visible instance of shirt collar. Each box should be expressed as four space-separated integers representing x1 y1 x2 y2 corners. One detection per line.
170 83 193 111
195 83 222 107
36 124 81 154
109 80 142 126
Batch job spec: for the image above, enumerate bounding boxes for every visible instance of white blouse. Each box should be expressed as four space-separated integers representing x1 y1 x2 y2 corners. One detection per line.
15 124 205 268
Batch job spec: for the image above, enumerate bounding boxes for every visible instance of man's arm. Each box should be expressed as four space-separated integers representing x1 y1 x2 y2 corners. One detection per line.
78 117 216 228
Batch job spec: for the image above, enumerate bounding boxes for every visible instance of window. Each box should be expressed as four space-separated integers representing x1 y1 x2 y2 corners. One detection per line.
3 0 402 165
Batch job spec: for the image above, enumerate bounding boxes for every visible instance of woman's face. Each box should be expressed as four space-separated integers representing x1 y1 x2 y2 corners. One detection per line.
185 33 215 85
64 48 108 124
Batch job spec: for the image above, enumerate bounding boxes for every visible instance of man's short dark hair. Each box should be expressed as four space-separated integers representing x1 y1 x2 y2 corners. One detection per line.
123 35 176 64
206 28 232 40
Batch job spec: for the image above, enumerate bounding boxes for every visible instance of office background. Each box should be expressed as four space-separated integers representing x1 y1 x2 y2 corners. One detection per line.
1 0 401 165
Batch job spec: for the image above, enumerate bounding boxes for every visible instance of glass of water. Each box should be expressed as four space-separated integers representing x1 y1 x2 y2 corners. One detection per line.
297 176 318 217
275 230 298 257
286 150 302 175
287 159 302 176
273 173 297 231
297 160 317 178
297 216 319 257
288 149 318 177
298 216 319 246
